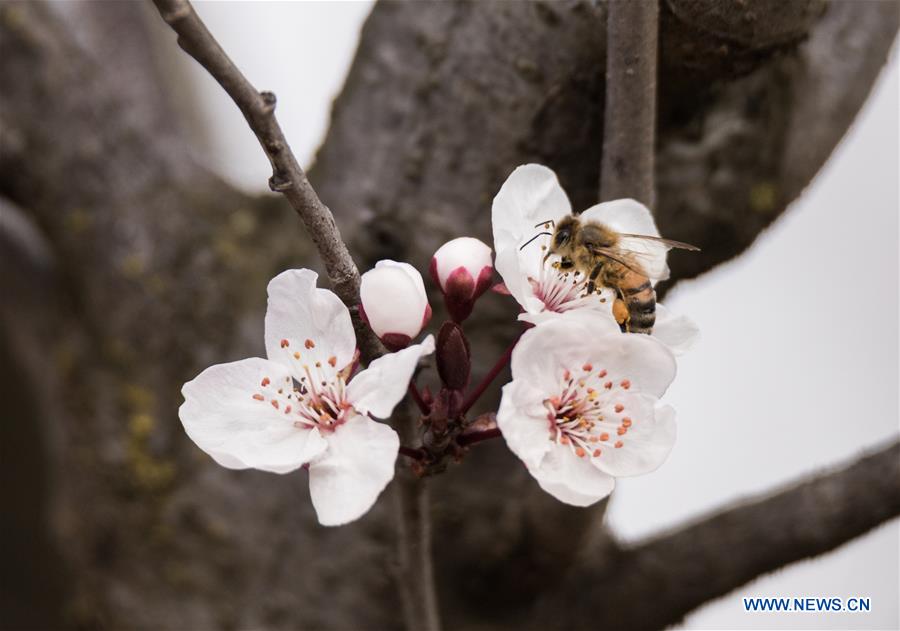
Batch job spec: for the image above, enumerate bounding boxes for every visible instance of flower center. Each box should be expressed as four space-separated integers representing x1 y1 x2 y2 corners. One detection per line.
544 364 634 459
528 254 608 314
251 337 354 433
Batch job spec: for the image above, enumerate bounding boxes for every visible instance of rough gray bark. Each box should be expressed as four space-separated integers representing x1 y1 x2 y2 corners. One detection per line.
600 0 659 204
1 1 897 630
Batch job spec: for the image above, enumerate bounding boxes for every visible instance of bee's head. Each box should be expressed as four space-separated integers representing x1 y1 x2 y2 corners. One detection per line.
550 216 579 253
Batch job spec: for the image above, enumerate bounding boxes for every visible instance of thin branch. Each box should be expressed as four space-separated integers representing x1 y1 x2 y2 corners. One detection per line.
399 445 425 461
600 0 660 206
456 427 501 448
150 0 383 363
531 440 900 630
393 401 442 631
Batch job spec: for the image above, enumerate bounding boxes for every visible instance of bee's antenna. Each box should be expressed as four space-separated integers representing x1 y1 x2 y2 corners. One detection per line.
533 219 555 229
520 232 552 250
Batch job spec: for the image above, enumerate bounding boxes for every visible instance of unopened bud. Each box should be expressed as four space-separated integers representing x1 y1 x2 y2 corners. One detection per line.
360 260 431 351
429 237 493 322
436 321 471 391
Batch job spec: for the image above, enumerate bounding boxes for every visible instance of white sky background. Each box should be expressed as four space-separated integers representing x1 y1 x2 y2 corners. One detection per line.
182 3 899 628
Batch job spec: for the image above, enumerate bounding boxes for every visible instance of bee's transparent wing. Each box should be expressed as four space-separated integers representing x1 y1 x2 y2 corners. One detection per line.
613 234 699 282
589 246 647 276
617 234 701 251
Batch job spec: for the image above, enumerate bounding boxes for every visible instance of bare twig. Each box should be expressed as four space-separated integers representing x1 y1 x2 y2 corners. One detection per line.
456 427 501 448
150 0 382 363
531 440 900 629
393 404 442 631
600 0 660 206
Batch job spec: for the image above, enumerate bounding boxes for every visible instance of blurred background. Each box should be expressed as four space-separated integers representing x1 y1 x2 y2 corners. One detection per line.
2 1 898 629
183 3 899 628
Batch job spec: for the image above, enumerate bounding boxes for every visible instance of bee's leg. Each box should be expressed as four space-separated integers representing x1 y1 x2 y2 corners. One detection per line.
586 262 604 294
613 286 630 332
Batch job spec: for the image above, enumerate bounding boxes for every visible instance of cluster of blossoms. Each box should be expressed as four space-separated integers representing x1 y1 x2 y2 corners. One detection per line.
180 164 697 525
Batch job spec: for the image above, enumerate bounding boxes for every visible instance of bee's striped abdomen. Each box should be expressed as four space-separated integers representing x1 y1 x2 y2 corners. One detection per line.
621 275 656 335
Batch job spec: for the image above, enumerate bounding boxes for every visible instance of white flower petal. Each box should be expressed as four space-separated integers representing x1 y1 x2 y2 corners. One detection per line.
492 164 572 312
517 286 618 328
360 260 429 338
531 444 616 507
496 380 554 469
580 198 659 237
580 199 670 282
652 303 700 356
308 415 399 526
592 399 676 477
346 335 435 418
588 332 677 398
179 357 328 474
264 269 356 373
509 314 630 392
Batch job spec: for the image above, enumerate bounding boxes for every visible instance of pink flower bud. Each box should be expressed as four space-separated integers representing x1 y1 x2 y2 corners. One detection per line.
360 260 431 351
429 237 493 322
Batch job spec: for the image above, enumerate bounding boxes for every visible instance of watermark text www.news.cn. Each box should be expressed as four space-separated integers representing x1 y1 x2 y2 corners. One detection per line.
743 597 871 613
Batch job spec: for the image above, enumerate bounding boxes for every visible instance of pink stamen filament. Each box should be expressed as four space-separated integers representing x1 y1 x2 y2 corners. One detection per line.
253 354 353 432
529 252 607 314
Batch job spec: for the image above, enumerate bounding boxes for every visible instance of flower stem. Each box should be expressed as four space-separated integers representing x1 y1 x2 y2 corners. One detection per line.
459 334 520 416
392 401 442 631
408 381 429 414
399 445 425 461
456 427 502 447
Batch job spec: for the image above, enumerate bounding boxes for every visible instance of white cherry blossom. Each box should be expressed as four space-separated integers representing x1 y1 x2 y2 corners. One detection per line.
360 259 432 350
491 163 697 353
180 269 434 526
496 314 677 506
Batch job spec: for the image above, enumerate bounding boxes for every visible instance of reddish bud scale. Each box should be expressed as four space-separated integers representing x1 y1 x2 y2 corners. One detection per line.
430 258 493 323
358 301 431 351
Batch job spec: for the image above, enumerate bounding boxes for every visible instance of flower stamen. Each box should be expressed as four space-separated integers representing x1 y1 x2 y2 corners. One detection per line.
544 365 636 459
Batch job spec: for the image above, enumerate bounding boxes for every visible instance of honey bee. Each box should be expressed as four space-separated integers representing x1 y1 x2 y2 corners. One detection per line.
524 215 699 334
